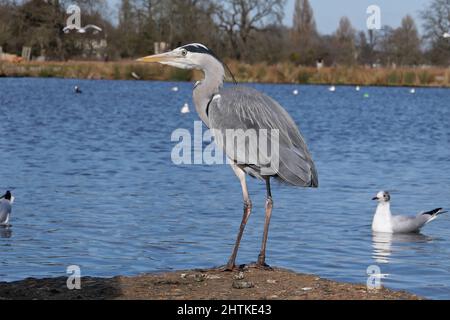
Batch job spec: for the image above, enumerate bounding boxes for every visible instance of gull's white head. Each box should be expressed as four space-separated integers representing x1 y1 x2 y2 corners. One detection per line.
372 191 391 203
137 43 219 71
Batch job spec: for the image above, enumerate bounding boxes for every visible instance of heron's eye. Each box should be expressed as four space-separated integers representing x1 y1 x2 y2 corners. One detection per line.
181 49 188 57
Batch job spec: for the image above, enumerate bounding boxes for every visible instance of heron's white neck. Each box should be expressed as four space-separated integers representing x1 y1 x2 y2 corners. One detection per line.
372 202 393 233
193 57 225 127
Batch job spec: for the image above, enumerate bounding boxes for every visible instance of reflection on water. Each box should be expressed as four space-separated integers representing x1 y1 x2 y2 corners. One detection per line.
0 227 12 239
372 232 433 264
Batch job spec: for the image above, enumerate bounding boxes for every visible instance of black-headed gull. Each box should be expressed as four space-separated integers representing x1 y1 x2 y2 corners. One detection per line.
372 191 446 233
0 191 14 226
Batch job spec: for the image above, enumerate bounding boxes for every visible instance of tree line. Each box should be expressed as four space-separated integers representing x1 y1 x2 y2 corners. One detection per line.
0 0 449 66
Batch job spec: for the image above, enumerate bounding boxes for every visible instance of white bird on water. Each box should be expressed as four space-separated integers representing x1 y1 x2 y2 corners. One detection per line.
356 86 361 92
171 86 179 92
410 88 416 94
293 89 299 96
372 191 446 234
329 85 336 92
181 103 190 114
0 191 14 226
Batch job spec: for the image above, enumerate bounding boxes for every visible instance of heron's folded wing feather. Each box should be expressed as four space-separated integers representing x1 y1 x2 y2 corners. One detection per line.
208 86 318 187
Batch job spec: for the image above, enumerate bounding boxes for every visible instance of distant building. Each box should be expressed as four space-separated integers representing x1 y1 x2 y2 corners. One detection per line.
75 38 108 60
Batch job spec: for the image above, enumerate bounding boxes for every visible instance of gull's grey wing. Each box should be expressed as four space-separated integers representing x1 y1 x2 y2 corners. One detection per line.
0 201 11 225
208 86 318 187
391 215 429 233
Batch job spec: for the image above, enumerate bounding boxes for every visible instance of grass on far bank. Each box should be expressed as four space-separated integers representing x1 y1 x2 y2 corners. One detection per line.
1 60 450 88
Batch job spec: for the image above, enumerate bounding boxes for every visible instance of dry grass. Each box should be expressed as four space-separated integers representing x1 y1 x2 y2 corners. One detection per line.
1 60 449 87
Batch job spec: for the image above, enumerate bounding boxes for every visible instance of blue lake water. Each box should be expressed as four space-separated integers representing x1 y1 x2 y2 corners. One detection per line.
0 78 449 299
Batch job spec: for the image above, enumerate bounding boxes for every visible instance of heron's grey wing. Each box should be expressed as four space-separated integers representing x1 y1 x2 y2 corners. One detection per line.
391 215 429 233
208 86 318 187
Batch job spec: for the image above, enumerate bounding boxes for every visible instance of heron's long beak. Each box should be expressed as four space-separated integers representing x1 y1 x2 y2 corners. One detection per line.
137 52 174 63
372 197 379 201
0 195 4 199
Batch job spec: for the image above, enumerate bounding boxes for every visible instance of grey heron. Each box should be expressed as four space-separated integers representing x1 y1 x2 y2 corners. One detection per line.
372 191 446 234
0 191 14 226
138 43 318 270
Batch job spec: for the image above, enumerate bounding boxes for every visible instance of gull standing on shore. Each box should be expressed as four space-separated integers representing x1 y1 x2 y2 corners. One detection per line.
372 191 446 233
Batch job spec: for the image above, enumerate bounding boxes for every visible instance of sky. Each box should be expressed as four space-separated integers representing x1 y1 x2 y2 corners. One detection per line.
107 0 432 34
284 0 430 33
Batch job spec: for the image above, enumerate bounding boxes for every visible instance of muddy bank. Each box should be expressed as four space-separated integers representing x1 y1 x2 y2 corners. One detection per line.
0 267 420 300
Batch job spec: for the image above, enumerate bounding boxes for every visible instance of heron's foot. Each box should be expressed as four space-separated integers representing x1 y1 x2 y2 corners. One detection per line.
246 262 273 271
215 263 240 272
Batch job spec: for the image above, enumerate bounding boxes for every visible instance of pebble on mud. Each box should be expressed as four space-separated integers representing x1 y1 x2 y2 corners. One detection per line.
233 272 245 280
232 281 255 289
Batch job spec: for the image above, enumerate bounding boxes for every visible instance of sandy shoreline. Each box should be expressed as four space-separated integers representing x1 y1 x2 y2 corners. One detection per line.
0 267 421 300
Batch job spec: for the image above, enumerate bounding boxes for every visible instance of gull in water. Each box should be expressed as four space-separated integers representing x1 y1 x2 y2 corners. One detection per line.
372 191 446 233
74 86 82 94
410 88 416 94
171 86 179 92
181 103 190 114
329 85 336 92
293 89 299 96
0 191 14 226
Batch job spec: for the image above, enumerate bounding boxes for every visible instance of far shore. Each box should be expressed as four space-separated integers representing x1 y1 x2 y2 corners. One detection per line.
0 267 421 300
1 60 449 88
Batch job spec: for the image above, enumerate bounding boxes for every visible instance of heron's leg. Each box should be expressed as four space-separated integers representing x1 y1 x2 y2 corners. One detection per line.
257 177 273 268
225 163 252 271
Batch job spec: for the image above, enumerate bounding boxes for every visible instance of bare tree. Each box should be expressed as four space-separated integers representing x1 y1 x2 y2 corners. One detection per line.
332 16 357 65
291 0 318 65
390 15 422 66
421 0 450 65
215 0 286 60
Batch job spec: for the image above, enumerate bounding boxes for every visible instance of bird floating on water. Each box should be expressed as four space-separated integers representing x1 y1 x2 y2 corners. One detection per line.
372 191 446 234
293 89 299 96
63 24 102 34
138 43 318 270
329 86 336 92
171 86 179 92
181 103 190 114
0 191 14 226
356 86 361 92
410 88 416 94
74 86 82 94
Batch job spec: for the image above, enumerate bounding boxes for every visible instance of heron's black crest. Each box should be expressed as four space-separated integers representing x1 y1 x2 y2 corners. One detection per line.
181 44 237 84
182 44 214 56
